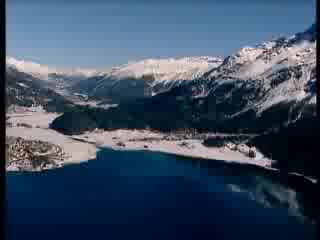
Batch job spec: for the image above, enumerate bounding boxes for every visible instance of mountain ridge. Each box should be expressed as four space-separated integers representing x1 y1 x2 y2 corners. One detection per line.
50 23 316 133
6 55 223 102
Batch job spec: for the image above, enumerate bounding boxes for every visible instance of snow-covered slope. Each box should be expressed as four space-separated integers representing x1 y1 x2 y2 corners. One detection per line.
207 24 316 79
6 66 77 113
7 56 223 101
7 23 316 129
72 56 223 101
6 56 98 80
6 56 99 93
6 57 53 80
51 24 316 134
182 24 316 122
106 56 222 83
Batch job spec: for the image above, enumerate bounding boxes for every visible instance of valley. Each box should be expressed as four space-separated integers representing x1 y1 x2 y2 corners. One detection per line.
5 24 317 182
5 111 272 171
5 1 318 238
5 110 317 185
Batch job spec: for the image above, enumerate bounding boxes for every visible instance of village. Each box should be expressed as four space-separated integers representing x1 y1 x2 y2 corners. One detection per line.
6 136 65 171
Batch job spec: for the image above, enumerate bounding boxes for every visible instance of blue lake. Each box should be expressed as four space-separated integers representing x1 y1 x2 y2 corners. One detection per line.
6 148 315 240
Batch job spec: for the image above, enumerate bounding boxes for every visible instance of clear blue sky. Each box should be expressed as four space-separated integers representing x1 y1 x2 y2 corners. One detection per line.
7 0 315 68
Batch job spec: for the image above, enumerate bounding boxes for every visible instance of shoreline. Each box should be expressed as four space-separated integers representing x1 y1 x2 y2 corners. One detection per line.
6 112 97 169
6 112 317 184
97 145 317 185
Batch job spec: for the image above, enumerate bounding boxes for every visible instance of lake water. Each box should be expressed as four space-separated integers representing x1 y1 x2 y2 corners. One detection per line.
6 148 315 240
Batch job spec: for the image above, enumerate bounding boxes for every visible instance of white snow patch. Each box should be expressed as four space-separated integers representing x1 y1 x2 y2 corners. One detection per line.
75 129 274 168
105 56 222 83
6 56 99 81
6 112 96 164
17 82 29 88
7 112 60 128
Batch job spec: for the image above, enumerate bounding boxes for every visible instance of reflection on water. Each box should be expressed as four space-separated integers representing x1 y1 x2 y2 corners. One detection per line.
6 148 315 240
178 153 316 224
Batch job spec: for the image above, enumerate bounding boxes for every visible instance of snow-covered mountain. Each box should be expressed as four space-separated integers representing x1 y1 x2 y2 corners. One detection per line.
178 23 316 121
6 56 100 95
71 56 223 101
6 56 223 102
105 56 223 82
6 66 77 113
51 23 317 135
6 56 98 80
8 23 316 132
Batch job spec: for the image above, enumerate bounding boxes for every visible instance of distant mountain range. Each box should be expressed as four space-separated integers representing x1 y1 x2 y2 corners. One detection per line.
72 56 223 101
6 56 223 103
6 65 77 113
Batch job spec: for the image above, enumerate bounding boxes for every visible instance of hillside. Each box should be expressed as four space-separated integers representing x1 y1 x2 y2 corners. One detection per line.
71 56 223 102
49 24 317 179
7 56 223 103
6 66 77 113
51 24 316 133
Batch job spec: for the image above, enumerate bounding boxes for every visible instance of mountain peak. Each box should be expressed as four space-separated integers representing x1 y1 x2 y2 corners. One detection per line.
291 23 316 43
6 56 52 77
6 56 99 79
305 23 316 35
105 56 223 81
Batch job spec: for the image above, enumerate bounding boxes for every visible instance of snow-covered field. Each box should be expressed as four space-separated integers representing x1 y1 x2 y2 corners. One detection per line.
6 112 96 164
75 129 273 167
71 101 118 110
6 112 272 168
5 112 317 184
7 112 61 128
